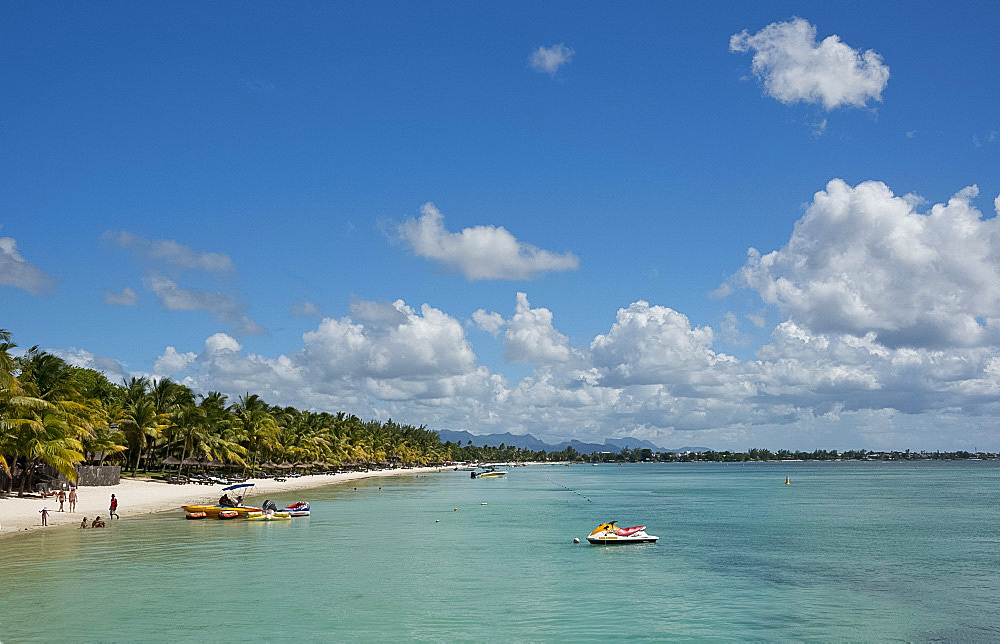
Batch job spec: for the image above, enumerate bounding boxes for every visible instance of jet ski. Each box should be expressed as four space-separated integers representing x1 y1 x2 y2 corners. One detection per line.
587 521 659 545
282 501 310 517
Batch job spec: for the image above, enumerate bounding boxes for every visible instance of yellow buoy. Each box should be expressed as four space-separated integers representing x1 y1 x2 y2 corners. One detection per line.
785 476 790 485
454 508 458 511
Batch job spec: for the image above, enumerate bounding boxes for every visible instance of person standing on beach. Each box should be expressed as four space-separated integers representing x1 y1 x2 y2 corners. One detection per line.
57 488 66 511
40 507 50 526
68 486 77 512
109 494 119 519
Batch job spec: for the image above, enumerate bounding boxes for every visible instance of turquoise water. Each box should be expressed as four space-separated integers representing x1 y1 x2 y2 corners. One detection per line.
2 462 1000 641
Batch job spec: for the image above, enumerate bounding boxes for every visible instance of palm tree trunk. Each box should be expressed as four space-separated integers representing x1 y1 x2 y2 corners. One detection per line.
179 440 188 476
17 458 35 497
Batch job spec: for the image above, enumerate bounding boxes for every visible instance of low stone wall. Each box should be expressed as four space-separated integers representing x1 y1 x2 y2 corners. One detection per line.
1 464 122 491
74 465 121 486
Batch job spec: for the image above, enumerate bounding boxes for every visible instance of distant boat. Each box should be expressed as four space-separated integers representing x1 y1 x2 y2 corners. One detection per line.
471 466 507 479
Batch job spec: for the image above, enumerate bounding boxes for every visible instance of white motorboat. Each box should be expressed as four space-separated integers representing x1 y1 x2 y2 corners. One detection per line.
470 466 507 479
586 521 659 545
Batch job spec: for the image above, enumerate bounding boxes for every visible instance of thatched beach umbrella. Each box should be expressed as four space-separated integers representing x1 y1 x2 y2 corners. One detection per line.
181 457 201 466
276 462 293 469
161 456 181 466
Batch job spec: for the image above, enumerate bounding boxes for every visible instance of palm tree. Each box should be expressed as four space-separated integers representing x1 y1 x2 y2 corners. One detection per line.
0 329 21 477
7 410 83 496
121 398 165 476
230 394 278 475
2 346 86 493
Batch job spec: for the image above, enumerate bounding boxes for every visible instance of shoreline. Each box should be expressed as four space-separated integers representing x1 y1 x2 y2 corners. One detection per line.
0 465 458 540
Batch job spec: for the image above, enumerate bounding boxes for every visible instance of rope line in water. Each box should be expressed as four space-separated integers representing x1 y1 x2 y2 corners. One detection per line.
545 477 593 502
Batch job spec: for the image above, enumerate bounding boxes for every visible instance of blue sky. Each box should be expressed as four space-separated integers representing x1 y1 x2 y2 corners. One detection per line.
3 2 999 450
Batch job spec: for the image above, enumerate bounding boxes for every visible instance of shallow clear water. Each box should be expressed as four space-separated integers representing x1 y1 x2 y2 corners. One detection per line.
2 461 1000 641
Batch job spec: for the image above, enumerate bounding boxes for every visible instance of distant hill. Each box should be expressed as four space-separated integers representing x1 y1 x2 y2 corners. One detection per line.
435 429 708 455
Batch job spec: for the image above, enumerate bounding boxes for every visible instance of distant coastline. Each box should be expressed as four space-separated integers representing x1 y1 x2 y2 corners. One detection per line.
597 448 999 463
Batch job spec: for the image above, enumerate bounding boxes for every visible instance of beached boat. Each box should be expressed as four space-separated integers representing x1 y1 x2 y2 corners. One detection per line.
282 502 310 517
586 522 659 545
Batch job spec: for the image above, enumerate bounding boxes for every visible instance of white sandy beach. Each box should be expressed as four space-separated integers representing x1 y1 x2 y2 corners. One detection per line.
0 466 453 538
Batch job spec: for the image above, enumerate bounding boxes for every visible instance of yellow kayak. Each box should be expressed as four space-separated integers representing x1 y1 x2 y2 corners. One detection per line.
244 512 291 521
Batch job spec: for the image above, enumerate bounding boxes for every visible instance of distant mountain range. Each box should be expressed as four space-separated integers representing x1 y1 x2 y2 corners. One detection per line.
436 429 708 455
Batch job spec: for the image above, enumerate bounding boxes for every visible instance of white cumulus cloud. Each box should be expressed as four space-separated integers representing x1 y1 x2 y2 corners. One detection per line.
730 17 889 110
154 346 197 375
504 293 572 364
729 179 1000 349
302 299 476 379
394 202 579 280
473 309 506 336
529 43 574 76
590 301 728 387
204 332 242 354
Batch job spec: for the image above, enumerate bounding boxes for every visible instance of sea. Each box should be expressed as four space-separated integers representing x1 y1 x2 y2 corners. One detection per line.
1 461 999 642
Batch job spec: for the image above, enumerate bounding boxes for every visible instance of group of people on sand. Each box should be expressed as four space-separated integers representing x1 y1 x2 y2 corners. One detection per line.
39 491 120 527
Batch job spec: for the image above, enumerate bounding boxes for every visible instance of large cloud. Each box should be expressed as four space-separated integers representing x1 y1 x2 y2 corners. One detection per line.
749 321 1000 425
730 18 889 110
0 235 55 294
393 203 579 280
125 285 1000 450
729 179 1000 349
